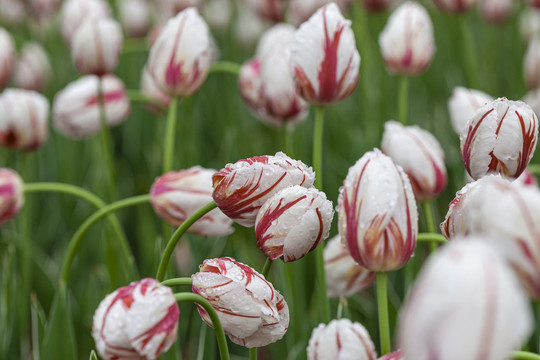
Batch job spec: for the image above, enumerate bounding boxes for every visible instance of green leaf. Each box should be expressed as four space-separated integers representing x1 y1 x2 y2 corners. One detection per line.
89 350 98 360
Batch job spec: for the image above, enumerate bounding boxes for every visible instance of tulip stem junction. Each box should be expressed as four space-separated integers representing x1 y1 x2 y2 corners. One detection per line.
162 277 193 287
209 61 242 76
174 293 231 360
60 194 150 286
421 201 438 252
97 77 117 202
376 272 391 355
156 201 218 281
163 96 180 174
417 233 447 244
398 76 408 125
511 351 540 360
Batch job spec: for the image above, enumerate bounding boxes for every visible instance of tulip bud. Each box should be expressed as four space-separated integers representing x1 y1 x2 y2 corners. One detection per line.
338 149 418 272
0 89 49 151
147 7 213 98
307 319 377 360
290 3 360 105
140 65 172 113
432 0 477 13
53 75 130 138
60 0 111 46
460 97 539 180
324 235 375 298
478 0 513 24
255 185 334 262
288 0 352 26
92 278 179 360
150 167 234 236
0 28 15 89
212 152 315 227
0 168 24 226
379 350 404 360
13 42 52 92
192 257 289 348
398 240 532 360
379 2 435 76
524 36 540 90
118 0 151 38
381 121 447 201
448 86 494 134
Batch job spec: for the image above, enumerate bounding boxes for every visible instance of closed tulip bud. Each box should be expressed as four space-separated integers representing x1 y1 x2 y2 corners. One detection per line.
290 3 360 105
0 168 24 226
524 36 540 90
461 98 539 180
324 235 375 298
60 0 111 46
148 7 213 97
382 121 447 201
307 319 377 360
140 65 172 113
150 167 234 236
13 42 52 92
288 0 352 26
338 149 418 272
0 89 49 151
92 278 179 360
379 350 404 360
398 240 532 360
448 86 494 134
192 257 289 348
53 75 130 138
118 0 151 38
478 0 513 24
432 0 477 13
379 2 435 76
255 185 333 262
212 152 315 227
0 28 14 89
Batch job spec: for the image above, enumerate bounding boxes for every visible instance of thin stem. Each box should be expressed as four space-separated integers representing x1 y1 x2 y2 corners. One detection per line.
249 348 257 360
422 201 438 252
97 77 117 201
126 89 167 113
162 278 193 287
209 61 242 76
417 233 447 244
156 201 218 281
512 351 540 360
60 194 151 286
261 259 273 278
376 272 391 355
174 293 230 360
163 97 179 174
398 76 409 125
458 14 479 89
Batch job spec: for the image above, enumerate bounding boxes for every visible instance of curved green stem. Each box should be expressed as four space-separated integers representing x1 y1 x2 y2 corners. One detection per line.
398 76 409 125
174 293 230 360
209 61 242 76
261 259 273 278
163 97 179 174
376 272 391 355
162 277 193 287
97 77 117 201
417 233 447 244
512 351 540 360
126 89 167 113
422 201 438 252
60 194 151 286
156 201 218 281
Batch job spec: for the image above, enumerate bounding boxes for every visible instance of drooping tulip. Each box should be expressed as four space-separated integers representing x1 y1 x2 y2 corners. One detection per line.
431 0 477 13
92 278 179 360
192 257 289 348
0 28 15 89
338 149 418 272
379 1 435 76
290 2 360 105
13 42 52 92
212 152 315 227
0 168 24 226
448 86 494 134
460 97 538 180
307 319 377 360
118 0 151 38
60 0 111 45
150 167 234 236
398 240 532 360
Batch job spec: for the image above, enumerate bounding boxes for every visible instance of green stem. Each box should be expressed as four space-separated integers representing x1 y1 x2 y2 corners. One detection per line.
126 89 167 113
163 97 179 174
458 14 479 89
376 272 391 355
261 259 273 278
122 38 148 54
60 194 150 286
398 76 408 125
249 348 257 360
512 351 540 360
162 277 193 287
174 293 230 360
422 201 438 252
156 201 218 281
417 233 447 244
209 61 242 76
97 77 117 201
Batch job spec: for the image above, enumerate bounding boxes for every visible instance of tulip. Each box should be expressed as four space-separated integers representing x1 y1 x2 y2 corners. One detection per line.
0 28 14 89
233 3 270 48
524 87 540 116
255 185 334 262
307 319 377 360
243 0 285 22
60 0 111 46
290 2 360 105
360 0 395 12
379 2 435 76
0 89 49 151
519 7 540 43
53 75 130 138
201 0 233 30
140 65 172 113
288 0 352 26
432 0 477 13
0 0 25 25
323 235 376 298
460 97 539 180
147 7 213 97
398 240 532 360
524 35 540 90
212 152 315 227
192 257 289 348
118 0 151 38
150 167 234 236
478 0 513 24
338 149 418 272
92 278 180 360
448 86 494 134
381 121 447 201
378 350 404 360
0 168 24 226
13 42 52 92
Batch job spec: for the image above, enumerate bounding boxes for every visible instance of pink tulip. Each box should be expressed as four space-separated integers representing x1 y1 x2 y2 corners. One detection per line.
0 168 24 226
378 350 404 360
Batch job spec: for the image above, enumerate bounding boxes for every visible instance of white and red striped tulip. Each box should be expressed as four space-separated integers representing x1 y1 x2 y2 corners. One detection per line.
290 2 360 106
288 0 352 26
381 121 447 201
324 235 376 298
60 0 111 46
212 152 315 227
398 240 532 360
379 350 404 360
13 42 52 92
307 319 377 360
0 89 49 151
0 28 14 89
150 167 234 236
147 7 213 98
432 0 477 13
53 75 130 138
255 185 333 262
0 168 24 226
478 0 513 24
448 87 494 134
118 0 151 38
140 65 172 113
379 2 435 76
192 257 289 348
460 98 538 180
524 36 540 90
92 278 179 360
338 149 418 272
